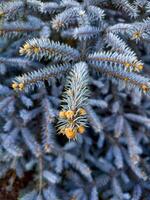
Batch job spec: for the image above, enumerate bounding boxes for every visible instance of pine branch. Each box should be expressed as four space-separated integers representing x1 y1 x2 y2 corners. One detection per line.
107 18 150 42
60 0 80 7
12 63 71 91
41 97 56 153
64 152 92 181
0 16 43 38
88 51 143 72
0 56 43 69
19 38 80 62
86 105 103 133
112 0 139 18
21 128 42 158
73 25 100 40
104 32 136 55
57 62 89 139
40 2 60 14
62 26 100 40
88 57 150 93
51 7 80 31
87 5 105 22
0 0 24 19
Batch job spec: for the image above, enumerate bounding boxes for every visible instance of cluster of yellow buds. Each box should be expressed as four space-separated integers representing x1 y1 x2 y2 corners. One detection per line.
19 43 30 54
141 84 149 93
19 43 40 55
12 82 24 91
52 19 65 31
136 64 143 71
59 108 87 139
132 31 142 40
0 12 4 17
124 62 143 72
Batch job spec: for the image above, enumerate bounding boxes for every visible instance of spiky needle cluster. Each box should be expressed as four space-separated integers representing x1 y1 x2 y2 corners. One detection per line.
57 62 89 139
1 0 150 199
9 0 150 138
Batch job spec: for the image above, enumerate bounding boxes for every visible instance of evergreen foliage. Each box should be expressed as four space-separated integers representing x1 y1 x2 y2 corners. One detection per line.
0 0 150 199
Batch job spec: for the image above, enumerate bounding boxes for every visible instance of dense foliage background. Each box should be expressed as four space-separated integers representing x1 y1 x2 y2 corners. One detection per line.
0 0 150 199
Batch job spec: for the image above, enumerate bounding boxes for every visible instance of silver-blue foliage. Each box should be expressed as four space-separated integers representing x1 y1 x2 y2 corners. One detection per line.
0 0 150 200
